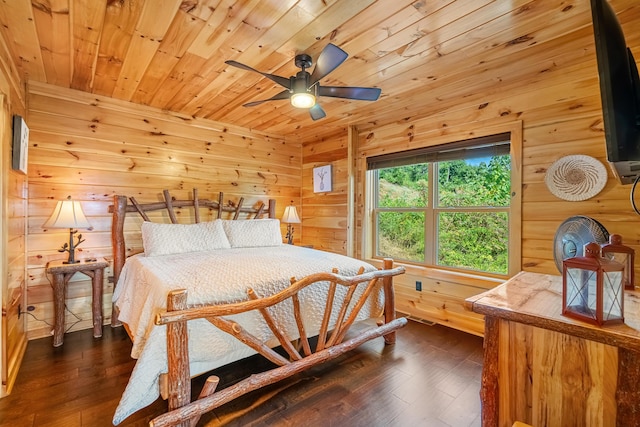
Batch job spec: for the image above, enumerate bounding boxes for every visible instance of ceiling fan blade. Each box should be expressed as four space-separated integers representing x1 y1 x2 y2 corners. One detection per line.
309 104 326 121
225 60 291 89
243 90 291 107
309 44 348 86
318 86 381 101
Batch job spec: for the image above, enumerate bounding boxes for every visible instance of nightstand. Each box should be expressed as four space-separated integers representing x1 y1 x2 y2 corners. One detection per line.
46 258 109 347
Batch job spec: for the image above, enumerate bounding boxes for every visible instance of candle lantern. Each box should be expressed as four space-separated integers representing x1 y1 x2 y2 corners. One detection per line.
562 242 624 326
601 234 635 290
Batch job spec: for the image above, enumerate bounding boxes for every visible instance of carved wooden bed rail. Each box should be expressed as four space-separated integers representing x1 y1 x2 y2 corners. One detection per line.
149 259 406 427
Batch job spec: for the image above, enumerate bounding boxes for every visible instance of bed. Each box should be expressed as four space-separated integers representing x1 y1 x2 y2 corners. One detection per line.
109 189 406 426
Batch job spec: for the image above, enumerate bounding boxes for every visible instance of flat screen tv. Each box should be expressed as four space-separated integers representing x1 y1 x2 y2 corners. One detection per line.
590 0 640 184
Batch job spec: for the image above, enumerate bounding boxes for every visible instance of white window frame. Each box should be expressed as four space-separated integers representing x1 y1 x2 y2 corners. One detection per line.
361 123 522 279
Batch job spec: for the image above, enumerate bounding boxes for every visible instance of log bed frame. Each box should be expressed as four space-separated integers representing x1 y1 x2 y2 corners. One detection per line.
109 189 406 427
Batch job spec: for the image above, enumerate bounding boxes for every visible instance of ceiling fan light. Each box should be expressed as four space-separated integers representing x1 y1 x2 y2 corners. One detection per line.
290 92 316 109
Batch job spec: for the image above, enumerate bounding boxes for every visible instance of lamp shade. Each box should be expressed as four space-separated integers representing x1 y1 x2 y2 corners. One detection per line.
282 205 301 224
44 197 91 230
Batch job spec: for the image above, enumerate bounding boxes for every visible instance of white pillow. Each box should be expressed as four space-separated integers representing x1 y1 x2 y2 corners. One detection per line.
222 219 283 248
141 220 231 257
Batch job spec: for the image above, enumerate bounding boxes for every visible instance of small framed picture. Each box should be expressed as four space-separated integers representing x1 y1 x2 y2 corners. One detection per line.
313 164 332 193
12 115 29 174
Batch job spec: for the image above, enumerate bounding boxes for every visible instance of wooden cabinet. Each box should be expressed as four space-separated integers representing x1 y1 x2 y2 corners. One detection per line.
466 272 640 427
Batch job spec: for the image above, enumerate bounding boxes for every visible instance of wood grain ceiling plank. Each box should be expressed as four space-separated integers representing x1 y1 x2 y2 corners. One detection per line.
330 0 496 88
0 0 46 81
32 0 70 86
279 0 376 55
70 0 107 91
400 0 531 58
167 1 300 114
212 0 462 130
328 1 441 58
181 0 223 21
181 3 323 117
328 0 584 111
187 0 260 58
221 100 302 130
198 0 420 121
305 0 531 118
92 0 145 97
145 0 281 110
284 0 592 139
112 0 182 101
131 0 237 105
165 21 265 112
131 9 207 105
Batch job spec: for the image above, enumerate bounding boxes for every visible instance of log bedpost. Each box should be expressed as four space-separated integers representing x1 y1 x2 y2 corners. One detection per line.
166 289 191 427
268 199 276 219
382 258 397 344
111 195 128 327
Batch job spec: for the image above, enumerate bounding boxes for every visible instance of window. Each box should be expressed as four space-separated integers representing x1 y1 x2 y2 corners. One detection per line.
367 133 513 276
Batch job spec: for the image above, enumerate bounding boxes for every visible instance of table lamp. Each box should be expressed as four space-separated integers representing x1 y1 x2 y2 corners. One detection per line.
44 196 92 264
282 202 301 245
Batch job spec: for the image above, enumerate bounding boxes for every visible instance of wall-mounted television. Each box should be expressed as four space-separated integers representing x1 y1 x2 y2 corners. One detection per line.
590 0 640 184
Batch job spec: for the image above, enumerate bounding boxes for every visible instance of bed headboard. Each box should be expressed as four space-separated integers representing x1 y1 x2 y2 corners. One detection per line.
109 188 276 292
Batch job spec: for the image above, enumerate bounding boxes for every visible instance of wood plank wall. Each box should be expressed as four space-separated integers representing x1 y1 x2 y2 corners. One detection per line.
301 131 351 254
25 82 300 340
302 7 640 336
0 26 27 396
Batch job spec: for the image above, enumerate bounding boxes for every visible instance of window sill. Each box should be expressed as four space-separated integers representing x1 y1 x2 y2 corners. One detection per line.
365 258 506 291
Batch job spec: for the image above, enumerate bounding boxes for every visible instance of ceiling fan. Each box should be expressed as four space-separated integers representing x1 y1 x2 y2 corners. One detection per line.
225 44 381 121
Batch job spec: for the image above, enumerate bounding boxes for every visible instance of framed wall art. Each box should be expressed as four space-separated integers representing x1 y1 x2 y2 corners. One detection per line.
12 115 29 174
313 164 332 193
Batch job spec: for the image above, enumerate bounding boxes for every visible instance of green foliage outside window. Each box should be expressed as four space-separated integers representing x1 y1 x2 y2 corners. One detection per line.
375 155 511 275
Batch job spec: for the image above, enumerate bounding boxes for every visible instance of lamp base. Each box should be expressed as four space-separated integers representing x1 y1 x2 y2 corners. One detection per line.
286 224 295 245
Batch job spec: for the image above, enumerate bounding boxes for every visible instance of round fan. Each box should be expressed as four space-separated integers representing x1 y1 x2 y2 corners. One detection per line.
553 216 609 272
225 43 381 121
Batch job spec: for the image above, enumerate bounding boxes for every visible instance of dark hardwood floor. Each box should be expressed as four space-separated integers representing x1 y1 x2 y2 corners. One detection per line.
0 319 484 427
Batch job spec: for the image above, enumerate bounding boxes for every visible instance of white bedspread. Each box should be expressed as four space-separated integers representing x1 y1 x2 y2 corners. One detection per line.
112 245 381 425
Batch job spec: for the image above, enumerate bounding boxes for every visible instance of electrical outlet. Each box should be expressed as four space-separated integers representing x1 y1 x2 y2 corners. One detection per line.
27 305 35 311
415 281 422 291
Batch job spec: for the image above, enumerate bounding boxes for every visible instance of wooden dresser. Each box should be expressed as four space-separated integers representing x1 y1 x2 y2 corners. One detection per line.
465 271 640 427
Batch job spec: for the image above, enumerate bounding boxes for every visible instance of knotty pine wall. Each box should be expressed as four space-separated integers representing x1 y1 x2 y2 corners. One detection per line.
25 81 300 340
302 15 640 337
0 31 27 396
301 131 352 254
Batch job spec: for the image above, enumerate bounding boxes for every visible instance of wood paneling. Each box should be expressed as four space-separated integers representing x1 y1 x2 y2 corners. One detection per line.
25 82 300 340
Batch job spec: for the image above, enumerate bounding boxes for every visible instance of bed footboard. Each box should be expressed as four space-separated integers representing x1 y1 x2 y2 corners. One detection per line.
150 259 405 427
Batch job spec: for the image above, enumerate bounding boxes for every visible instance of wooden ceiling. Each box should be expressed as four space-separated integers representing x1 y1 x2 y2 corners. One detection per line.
0 0 637 142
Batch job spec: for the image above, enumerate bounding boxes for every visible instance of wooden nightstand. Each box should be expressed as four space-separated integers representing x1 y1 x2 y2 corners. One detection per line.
46 258 109 347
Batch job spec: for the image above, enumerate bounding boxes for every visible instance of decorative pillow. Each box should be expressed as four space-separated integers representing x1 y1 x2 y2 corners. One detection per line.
222 219 283 248
141 220 231 257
